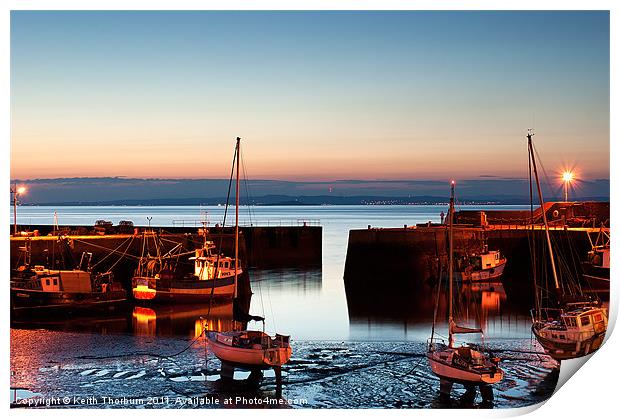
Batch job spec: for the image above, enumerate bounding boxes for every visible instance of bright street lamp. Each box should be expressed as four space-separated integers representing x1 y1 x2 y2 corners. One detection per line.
562 171 574 202
10 185 26 235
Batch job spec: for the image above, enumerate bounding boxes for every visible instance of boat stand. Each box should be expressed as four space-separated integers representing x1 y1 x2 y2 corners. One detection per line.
274 366 283 397
439 379 453 398
219 361 264 387
439 379 494 404
479 385 494 402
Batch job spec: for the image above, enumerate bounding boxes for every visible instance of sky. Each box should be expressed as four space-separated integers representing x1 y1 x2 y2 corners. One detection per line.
10 11 610 181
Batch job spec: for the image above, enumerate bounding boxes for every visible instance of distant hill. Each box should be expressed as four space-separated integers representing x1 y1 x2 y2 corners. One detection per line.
12 177 609 206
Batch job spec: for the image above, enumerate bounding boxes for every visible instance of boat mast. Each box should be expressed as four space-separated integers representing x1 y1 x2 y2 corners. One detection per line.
234 137 240 299
448 180 455 348
527 130 561 297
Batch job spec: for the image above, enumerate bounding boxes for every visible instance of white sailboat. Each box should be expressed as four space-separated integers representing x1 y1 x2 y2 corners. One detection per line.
526 130 608 360
427 181 504 398
206 137 292 387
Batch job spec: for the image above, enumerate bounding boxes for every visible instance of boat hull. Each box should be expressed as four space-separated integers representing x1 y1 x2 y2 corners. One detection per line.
207 332 292 369
132 275 237 302
427 353 503 385
11 288 127 314
532 323 606 360
459 259 507 282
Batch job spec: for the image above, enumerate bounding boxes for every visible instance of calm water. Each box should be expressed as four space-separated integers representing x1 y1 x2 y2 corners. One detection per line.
12 205 532 341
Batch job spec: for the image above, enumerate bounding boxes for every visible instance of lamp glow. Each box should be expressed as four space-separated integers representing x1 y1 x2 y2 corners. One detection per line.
561 171 574 201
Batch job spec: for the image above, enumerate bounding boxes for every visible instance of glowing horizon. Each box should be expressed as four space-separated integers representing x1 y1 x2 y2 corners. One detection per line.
11 11 610 181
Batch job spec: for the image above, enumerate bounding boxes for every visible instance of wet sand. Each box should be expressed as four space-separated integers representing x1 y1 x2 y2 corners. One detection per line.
10 329 558 409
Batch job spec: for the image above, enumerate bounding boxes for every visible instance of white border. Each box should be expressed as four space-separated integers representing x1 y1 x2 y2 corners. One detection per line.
2 2 617 419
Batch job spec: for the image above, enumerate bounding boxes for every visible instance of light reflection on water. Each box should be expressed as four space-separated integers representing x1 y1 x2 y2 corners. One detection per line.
11 205 535 341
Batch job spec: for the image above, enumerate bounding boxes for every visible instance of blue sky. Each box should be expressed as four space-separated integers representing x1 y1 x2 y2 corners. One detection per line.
11 11 610 181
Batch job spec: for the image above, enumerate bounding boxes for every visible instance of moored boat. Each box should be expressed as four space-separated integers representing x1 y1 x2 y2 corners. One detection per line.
205 137 292 390
207 330 292 368
11 245 126 314
531 301 607 360
131 233 242 302
427 181 504 401
525 130 608 360
457 249 507 282
581 228 610 291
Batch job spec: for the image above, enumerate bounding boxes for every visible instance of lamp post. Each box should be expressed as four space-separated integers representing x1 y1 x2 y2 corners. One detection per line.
562 171 573 202
10 185 26 236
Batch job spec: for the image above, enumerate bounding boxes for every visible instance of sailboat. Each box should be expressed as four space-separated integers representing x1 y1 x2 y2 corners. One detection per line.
206 137 292 387
526 130 608 360
427 181 504 396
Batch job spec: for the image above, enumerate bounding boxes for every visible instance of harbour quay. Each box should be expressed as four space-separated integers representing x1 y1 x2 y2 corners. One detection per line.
344 201 609 303
9 223 322 291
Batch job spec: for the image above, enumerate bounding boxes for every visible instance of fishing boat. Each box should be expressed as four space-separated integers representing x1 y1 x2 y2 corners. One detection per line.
427 181 504 400
11 240 126 314
581 227 610 291
457 248 507 282
526 130 608 360
206 137 292 389
131 227 241 302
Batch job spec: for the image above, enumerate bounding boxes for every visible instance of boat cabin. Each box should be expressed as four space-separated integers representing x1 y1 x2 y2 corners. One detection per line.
470 250 504 270
587 246 610 269
537 306 607 343
31 266 93 293
192 247 238 280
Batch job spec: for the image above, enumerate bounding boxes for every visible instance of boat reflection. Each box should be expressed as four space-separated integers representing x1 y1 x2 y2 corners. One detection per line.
132 302 237 337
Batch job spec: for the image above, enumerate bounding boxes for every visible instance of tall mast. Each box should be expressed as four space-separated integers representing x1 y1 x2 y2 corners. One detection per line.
234 137 240 299
527 130 560 296
448 180 455 347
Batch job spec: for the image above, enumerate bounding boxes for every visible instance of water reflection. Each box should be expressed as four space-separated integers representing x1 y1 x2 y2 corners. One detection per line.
347 278 534 341
131 303 236 337
13 301 241 338
249 268 322 293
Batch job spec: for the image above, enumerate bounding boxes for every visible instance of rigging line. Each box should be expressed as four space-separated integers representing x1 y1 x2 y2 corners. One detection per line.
159 243 183 258
265 273 277 333
77 329 206 363
206 140 238 323
240 147 255 226
430 255 444 342
90 235 134 269
71 238 141 261
532 143 560 202
106 234 136 273
158 236 187 246
255 269 266 323
564 229 590 295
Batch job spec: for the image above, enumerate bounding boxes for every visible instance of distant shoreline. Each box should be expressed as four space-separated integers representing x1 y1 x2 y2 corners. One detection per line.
18 200 607 207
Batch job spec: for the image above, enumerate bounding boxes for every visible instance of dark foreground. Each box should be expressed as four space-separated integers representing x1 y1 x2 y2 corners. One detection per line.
10 329 558 409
